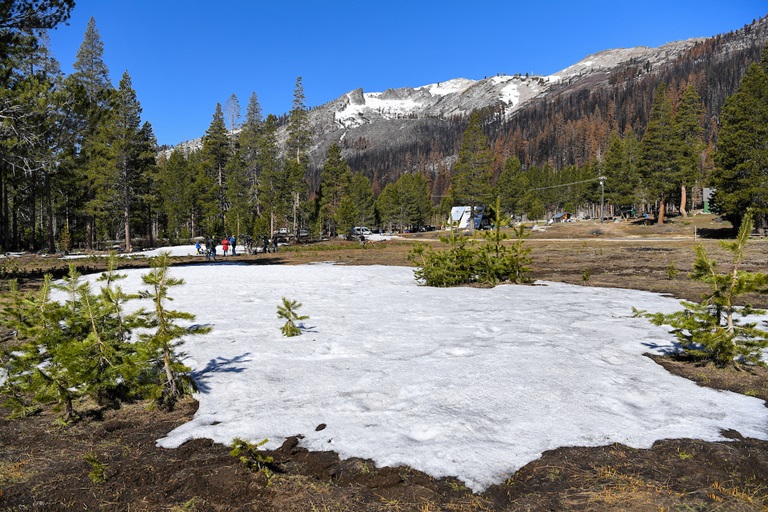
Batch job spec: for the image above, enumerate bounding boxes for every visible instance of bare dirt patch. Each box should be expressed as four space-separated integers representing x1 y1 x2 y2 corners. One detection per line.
2 216 768 511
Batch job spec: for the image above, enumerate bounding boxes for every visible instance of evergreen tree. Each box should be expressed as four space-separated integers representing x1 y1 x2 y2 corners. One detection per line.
319 143 352 235
496 156 528 217
2 259 142 419
223 92 241 133
239 92 263 217
0 1 74 64
603 131 638 212
450 112 493 231
376 173 432 231
285 77 311 233
673 84 704 217
201 103 231 233
639 84 676 224
224 150 252 236
637 211 768 365
110 71 146 252
156 149 194 239
137 252 211 410
71 17 111 103
6 38 74 252
348 172 376 226
70 16 114 249
256 114 283 234
712 43 768 232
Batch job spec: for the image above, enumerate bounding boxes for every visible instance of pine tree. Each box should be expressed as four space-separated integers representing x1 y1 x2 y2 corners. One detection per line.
639 84 676 224
72 17 111 103
6 37 73 252
673 84 704 217
603 131 639 212
223 93 241 133
201 103 231 233
285 77 311 233
277 297 308 337
256 114 283 234
348 173 376 226
1 259 142 419
224 150 252 236
319 143 352 235
637 211 768 366
239 92 264 217
496 156 527 217
156 149 194 239
70 16 113 249
712 42 768 233
450 112 493 231
375 173 432 231
110 71 145 252
137 252 211 410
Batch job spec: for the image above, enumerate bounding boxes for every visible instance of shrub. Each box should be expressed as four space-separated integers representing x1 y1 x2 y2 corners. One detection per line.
408 198 532 287
1 252 211 419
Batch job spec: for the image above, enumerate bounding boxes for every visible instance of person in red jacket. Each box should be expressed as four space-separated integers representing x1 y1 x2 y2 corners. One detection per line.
221 237 230 256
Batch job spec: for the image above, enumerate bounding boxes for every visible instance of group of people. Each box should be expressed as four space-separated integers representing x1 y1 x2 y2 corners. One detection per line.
194 233 280 260
195 235 237 261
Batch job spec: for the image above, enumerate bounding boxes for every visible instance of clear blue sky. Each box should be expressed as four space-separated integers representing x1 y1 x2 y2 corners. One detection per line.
47 1 767 147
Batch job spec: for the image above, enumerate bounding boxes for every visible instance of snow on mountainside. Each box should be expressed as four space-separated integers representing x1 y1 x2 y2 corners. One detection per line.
163 37 704 160
329 39 703 130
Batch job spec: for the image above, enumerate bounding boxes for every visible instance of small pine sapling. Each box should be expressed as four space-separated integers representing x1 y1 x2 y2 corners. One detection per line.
277 297 308 337
635 211 768 366
666 261 680 280
137 252 211 410
230 437 276 484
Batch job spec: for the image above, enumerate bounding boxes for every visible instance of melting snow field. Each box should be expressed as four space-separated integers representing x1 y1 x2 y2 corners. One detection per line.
74 262 768 491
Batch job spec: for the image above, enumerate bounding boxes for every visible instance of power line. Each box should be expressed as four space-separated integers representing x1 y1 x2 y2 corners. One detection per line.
430 176 606 198
529 176 605 192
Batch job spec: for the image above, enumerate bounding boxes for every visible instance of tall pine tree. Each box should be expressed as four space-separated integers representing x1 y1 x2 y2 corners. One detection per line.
639 84 676 224
673 84 704 217
712 42 768 233
450 111 493 231
285 77 311 233
201 103 231 233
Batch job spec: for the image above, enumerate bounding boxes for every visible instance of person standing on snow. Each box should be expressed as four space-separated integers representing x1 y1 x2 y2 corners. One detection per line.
230 235 236 256
205 237 217 261
222 237 230 256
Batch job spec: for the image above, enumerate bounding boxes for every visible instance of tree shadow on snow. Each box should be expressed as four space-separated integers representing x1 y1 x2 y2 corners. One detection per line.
641 341 682 356
191 352 252 394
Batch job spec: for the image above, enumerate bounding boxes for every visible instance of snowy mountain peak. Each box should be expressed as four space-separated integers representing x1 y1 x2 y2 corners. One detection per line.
164 36 706 163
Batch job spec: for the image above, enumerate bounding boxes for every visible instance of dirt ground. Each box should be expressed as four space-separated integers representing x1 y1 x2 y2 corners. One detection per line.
1 214 768 511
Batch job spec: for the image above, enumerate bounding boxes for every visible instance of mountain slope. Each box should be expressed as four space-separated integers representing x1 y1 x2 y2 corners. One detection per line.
166 15 768 194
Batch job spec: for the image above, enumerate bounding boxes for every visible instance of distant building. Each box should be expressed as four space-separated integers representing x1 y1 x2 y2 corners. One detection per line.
449 206 485 229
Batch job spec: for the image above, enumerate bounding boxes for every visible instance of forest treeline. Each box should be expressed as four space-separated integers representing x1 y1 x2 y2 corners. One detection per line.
1 3 766 254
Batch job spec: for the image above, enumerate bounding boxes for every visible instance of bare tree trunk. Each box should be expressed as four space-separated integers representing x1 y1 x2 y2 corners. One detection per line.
45 171 55 252
657 194 666 225
680 184 688 217
86 217 93 250
124 204 131 253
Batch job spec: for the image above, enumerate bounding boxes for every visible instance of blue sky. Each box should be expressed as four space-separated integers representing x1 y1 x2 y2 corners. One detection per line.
47 1 766 146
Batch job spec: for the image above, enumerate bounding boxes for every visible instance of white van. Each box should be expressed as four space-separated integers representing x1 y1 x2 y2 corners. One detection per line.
350 226 372 237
